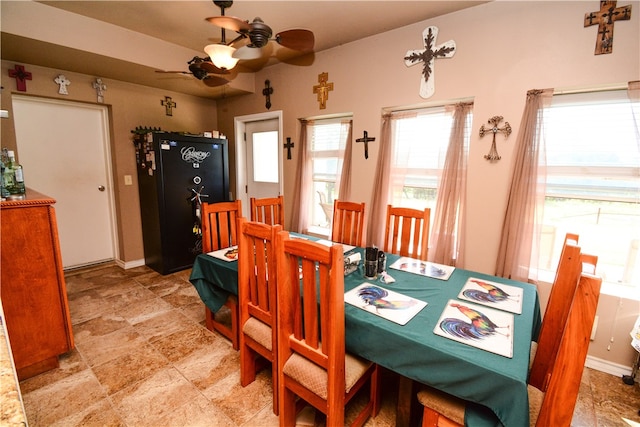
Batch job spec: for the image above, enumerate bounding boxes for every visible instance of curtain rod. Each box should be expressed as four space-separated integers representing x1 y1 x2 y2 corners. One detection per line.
383 96 474 114
553 82 629 95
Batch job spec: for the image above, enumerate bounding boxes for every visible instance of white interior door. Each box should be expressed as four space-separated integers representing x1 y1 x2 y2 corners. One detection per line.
11 95 116 269
245 118 281 200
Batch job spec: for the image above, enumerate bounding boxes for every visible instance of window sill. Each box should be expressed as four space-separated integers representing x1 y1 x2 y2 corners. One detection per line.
305 226 330 239
535 270 640 301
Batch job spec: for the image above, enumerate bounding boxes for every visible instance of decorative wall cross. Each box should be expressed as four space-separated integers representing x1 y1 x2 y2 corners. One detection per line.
479 116 512 162
161 96 176 116
404 26 456 99
584 1 632 55
284 137 294 160
54 74 71 95
93 78 107 103
263 80 273 110
356 130 376 160
8 64 32 92
313 72 333 110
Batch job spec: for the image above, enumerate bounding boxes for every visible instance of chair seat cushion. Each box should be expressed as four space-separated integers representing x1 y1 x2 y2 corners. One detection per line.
243 317 272 351
527 384 544 426
416 386 465 425
283 351 373 400
417 384 545 427
529 341 538 371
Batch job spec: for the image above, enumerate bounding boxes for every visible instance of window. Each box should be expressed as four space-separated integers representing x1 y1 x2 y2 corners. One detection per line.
540 89 640 288
390 107 472 212
308 118 351 230
252 131 278 183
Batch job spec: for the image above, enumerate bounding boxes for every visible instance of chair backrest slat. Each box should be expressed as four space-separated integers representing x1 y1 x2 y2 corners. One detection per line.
250 195 284 226
201 200 242 252
331 200 365 247
535 272 602 426
384 205 431 261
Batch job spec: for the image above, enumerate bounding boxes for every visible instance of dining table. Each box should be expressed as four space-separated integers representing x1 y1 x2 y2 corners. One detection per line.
189 236 541 427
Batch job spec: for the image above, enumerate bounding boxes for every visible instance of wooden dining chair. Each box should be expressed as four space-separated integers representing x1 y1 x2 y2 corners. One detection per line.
275 231 380 426
528 234 594 391
384 205 431 261
237 218 282 414
250 195 285 226
416 271 602 427
201 200 243 350
331 200 366 247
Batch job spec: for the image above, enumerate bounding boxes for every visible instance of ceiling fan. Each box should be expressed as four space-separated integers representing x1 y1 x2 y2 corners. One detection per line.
155 56 231 87
155 0 314 88
205 0 315 62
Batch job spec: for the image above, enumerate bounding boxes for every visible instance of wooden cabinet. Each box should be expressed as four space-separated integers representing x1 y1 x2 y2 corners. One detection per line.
1 189 74 380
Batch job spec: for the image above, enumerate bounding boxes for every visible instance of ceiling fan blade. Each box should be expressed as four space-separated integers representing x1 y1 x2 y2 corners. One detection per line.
233 45 264 60
275 29 315 52
198 61 231 75
202 75 230 87
155 70 192 75
205 16 250 33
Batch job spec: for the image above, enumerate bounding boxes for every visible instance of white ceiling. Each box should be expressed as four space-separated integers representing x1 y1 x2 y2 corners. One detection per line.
2 1 488 99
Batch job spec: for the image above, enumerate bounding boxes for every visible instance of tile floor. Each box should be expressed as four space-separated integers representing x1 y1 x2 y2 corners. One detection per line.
18 263 640 427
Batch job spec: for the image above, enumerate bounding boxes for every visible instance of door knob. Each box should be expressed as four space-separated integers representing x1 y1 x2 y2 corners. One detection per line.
98 185 105 192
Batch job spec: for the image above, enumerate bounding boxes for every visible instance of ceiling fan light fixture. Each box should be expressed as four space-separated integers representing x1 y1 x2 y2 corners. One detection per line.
204 44 240 70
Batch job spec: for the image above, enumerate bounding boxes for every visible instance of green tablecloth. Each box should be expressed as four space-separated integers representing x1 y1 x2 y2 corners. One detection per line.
189 246 540 427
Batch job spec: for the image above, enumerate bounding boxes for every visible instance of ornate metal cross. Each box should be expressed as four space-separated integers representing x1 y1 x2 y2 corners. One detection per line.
479 116 512 162
283 137 294 160
585 1 632 55
54 74 71 95
161 96 176 116
313 72 333 109
356 130 376 160
8 64 32 92
93 78 107 103
262 80 273 110
404 26 456 99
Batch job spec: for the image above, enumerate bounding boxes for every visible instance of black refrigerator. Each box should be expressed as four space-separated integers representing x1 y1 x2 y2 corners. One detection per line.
135 132 230 274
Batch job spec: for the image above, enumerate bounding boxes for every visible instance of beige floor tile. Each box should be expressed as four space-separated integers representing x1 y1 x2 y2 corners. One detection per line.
22 369 106 426
49 398 125 427
92 343 169 395
75 326 148 367
72 313 129 344
132 308 195 343
110 366 205 426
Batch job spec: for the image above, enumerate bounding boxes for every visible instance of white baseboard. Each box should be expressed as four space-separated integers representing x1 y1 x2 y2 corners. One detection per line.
116 258 146 270
585 355 635 381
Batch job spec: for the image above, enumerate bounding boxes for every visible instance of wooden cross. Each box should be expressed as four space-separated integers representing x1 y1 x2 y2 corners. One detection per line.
263 80 273 110
283 137 294 160
8 64 32 92
54 74 71 95
404 26 456 99
356 130 376 160
479 116 512 162
161 96 176 116
93 78 107 103
584 1 632 55
313 72 333 110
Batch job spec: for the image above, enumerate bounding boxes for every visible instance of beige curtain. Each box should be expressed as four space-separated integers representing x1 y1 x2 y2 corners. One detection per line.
291 119 312 233
629 81 640 134
366 113 393 247
495 89 553 281
429 102 473 267
337 120 353 201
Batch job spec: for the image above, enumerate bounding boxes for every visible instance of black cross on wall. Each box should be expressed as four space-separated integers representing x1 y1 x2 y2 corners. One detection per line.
284 137 294 160
356 131 375 159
